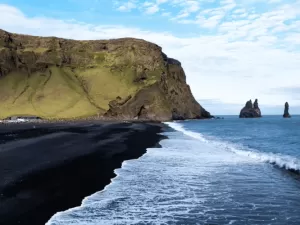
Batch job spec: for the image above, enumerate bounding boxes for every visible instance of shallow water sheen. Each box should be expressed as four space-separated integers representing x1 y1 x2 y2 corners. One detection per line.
47 116 300 225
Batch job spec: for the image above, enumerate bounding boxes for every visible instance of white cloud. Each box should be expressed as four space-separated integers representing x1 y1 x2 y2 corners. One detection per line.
156 0 168 4
145 4 160 14
220 0 237 10
233 8 246 14
268 0 282 3
0 3 300 114
143 1 153 7
284 33 300 44
197 14 224 28
176 12 189 18
116 0 168 15
172 0 238 28
172 0 200 19
116 0 137 12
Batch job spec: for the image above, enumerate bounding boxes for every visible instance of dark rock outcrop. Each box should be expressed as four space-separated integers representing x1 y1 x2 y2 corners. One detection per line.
283 102 291 118
0 29 211 121
239 99 262 118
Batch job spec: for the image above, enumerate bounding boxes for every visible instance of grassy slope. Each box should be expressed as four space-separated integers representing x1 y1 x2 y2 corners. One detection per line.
0 65 157 119
0 32 165 120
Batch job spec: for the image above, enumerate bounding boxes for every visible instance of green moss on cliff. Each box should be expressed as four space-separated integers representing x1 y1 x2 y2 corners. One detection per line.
93 52 106 64
0 57 161 119
0 68 94 119
0 40 5 47
0 29 210 121
0 64 149 119
23 47 49 53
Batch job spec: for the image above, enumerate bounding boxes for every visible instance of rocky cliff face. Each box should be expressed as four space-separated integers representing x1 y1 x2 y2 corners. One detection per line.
0 29 211 121
239 99 262 118
283 102 291 118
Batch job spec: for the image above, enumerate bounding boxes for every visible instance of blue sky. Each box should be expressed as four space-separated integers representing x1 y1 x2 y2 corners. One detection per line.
0 0 300 115
0 0 211 35
3 0 299 37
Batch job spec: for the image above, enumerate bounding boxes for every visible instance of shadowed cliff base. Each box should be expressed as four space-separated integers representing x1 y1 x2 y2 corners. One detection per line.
0 122 166 225
0 29 211 121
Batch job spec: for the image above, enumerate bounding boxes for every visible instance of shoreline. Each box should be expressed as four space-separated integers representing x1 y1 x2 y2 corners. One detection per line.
0 114 215 125
0 118 166 124
0 122 167 225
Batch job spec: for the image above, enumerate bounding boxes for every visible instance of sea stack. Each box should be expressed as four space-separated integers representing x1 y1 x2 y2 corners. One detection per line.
239 99 262 118
283 102 291 118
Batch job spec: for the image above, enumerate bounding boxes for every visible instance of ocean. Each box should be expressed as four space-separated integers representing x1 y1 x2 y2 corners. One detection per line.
46 116 300 225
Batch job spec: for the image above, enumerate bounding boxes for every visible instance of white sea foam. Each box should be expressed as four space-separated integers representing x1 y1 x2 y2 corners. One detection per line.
164 122 208 143
46 122 300 225
166 122 300 172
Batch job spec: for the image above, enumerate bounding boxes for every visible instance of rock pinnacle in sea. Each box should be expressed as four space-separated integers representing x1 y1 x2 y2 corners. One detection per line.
283 102 291 118
239 99 262 118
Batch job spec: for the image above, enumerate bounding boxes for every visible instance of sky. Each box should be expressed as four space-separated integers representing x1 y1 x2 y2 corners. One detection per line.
0 0 300 115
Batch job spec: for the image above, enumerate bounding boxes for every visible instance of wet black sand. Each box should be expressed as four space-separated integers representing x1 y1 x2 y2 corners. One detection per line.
0 121 166 225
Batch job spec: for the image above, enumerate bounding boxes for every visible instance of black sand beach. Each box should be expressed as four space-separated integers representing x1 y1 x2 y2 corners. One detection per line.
0 121 165 225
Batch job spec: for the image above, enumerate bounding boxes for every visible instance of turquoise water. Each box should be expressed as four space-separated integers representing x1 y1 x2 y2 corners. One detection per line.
47 116 300 225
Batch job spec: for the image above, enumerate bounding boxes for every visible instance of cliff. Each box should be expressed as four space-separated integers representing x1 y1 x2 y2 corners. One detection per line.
239 99 262 118
0 29 211 121
283 102 291 118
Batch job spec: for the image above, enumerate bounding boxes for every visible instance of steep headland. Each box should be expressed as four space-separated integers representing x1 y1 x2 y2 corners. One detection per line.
0 29 211 121
283 102 291 118
239 99 262 118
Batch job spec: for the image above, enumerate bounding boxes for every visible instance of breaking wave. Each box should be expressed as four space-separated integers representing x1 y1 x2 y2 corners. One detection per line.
165 122 300 173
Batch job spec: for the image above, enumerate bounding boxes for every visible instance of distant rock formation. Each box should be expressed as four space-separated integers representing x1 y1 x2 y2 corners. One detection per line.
283 102 291 118
239 99 262 118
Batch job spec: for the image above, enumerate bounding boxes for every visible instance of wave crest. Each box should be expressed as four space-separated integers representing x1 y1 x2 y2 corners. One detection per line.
165 122 300 173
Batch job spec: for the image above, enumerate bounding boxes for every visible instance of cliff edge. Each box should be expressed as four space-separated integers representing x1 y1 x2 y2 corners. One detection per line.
0 29 211 121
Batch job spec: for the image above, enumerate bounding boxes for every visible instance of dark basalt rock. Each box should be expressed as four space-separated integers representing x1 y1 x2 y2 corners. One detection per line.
253 99 259 109
239 99 262 118
283 102 291 118
167 58 181 66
